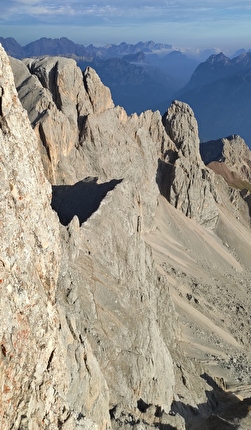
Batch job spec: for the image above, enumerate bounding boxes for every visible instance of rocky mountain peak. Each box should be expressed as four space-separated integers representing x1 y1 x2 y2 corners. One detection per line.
162 100 219 228
206 51 230 64
83 66 114 114
163 100 200 156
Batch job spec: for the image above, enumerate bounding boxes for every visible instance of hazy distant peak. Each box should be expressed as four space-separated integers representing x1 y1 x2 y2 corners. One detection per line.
231 48 247 58
0 36 24 58
232 51 251 67
165 50 184 58
206 52 230 64
122 51 146 63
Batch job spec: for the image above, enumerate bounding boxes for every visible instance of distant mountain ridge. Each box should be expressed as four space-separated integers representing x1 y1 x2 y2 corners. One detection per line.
182 51 251 92
0 36 24 58
0 36 173 59
0 36 198 114
170 51 251 147
2 36 251 145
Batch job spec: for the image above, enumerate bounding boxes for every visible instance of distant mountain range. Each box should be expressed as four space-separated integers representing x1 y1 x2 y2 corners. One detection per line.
0 36 174 60
77 56 177 114
171 52 251 147
1 36 251 146
0 36 201 114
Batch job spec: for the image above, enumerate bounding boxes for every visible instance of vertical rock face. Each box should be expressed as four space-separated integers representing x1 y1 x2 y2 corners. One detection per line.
10 56 115 184
0 45 111 430
163 99 200 156
50 82 178 424
0 44 61 427
10 55 92 183
162 100 220 228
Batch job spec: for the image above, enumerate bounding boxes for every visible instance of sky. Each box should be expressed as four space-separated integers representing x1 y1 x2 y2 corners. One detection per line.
1 0 251 53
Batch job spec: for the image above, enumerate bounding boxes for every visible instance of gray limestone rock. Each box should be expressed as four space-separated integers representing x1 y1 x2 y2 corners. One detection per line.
162 100 220 228
0 44 110 430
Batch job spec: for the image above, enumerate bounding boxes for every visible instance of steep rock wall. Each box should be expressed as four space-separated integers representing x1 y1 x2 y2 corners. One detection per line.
0 44 62 427
162 100 220 228
1 45 111 430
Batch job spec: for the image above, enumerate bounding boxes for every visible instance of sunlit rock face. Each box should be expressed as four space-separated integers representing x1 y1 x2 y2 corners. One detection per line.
0 44 63 427
0 45 111 430
162 100 220 228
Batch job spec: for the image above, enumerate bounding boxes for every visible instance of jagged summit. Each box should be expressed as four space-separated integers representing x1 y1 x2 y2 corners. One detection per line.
1 45 251 429
175 51 251 147
206 51 230 63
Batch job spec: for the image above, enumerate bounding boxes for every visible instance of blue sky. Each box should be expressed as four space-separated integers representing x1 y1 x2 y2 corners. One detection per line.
1 0 251 52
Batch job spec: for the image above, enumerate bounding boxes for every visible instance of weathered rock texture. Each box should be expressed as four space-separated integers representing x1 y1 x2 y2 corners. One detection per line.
199 134 251 230
1 46 251 430
162 100 220 228
0 45 64 427
1 45 110 430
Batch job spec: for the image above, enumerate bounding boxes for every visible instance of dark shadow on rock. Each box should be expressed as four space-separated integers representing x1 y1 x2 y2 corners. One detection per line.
171 373 251 430
241 189 251 219
155 424 176 430
200 139 224 165
156 158 176 201
51 176 123 226
137 398 151 413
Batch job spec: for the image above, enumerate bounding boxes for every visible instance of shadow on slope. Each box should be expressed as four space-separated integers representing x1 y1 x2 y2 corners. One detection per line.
200 139 224 164
199 137 251 219
172 373 251 430
51 177 123 226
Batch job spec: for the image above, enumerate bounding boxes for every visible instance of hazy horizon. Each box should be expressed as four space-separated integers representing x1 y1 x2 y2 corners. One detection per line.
1 1 251 55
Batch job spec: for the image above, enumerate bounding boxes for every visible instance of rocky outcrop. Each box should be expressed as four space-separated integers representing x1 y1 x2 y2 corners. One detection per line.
1 45 111 430
162 100 220 228
10 55 175 229
222 134 251 182
10 56 116 184
201 134 251 225
10 55 93 183
0 45 63 427
200 134 251 184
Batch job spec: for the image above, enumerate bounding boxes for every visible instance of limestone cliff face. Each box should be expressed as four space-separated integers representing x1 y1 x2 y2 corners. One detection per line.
1 45 111 430
2 47 251 430
0 42 61 428
162 100 220 228
222 134 251 177
0 45 63 427
10 56 115 184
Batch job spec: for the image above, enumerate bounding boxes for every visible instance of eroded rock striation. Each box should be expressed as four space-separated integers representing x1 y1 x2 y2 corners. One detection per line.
1 46 251 429
162 100 220 228
1 45 111 430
